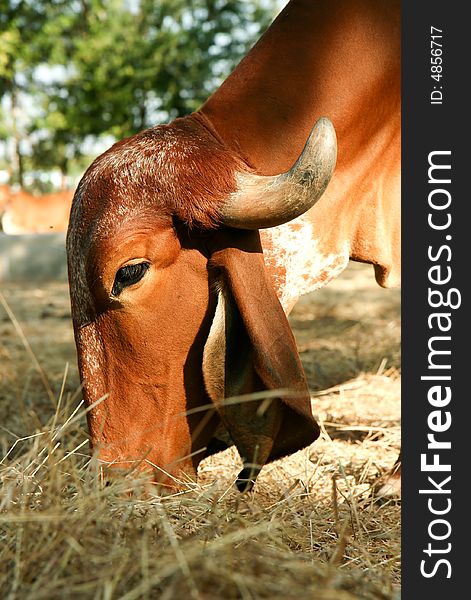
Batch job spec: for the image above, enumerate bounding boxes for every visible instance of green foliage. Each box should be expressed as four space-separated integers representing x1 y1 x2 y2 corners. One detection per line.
0 0 279 181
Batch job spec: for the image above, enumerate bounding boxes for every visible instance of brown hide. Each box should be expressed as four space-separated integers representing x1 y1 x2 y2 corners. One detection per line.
1 186 73 234
203 230 319 489
200 0 400 287
67 120 318 488
68 0 400 490
0 184 10 210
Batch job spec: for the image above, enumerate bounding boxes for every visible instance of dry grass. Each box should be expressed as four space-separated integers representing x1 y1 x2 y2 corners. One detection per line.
0 262 400 599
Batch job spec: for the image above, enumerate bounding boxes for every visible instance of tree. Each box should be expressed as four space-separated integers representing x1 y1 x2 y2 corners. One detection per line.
25 0 279 183
0 0 73 186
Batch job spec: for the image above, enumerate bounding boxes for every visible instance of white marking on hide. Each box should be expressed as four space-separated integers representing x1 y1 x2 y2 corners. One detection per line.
260 215 350 314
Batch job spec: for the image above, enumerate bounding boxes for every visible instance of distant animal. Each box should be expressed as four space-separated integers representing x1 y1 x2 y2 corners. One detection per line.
67 0 400 492
0 185 73 234
0 184 10 212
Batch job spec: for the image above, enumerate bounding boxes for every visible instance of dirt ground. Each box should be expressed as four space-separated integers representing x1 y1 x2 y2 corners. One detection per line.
0 260 401 598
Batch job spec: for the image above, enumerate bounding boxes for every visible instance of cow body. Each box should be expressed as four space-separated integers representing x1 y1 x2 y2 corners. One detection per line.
67 0 400 491
0 186 73 234
200 0 400 293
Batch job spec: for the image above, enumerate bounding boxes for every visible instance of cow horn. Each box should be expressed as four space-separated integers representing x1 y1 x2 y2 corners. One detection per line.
220 117 337 229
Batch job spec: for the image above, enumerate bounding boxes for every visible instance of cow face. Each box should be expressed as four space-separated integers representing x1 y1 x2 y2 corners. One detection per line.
67 116 335 490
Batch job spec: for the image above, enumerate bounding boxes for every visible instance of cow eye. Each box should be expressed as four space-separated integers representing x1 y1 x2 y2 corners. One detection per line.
112 262 150 296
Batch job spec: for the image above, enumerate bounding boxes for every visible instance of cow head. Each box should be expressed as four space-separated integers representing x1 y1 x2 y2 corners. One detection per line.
67 115 336 491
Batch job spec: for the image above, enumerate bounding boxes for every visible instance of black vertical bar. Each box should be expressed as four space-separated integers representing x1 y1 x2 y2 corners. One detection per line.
402 1 467 597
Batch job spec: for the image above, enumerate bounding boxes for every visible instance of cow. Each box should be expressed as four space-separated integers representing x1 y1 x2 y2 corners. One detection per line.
67 0 400 493
0 184 10 213
0 185 73 234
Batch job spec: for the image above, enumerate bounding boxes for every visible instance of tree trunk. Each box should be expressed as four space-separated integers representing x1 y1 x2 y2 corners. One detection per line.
60 156 69 190
10 79 24 188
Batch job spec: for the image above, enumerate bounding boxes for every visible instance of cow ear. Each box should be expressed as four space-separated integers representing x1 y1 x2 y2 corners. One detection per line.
202 230 320 491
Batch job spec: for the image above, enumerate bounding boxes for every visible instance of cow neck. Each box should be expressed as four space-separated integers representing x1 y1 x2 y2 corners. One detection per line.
197 0 400 177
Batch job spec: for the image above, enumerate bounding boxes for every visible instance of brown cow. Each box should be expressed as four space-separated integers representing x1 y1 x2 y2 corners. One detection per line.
0 185 73 234
0 184 10 212
67 0 400 492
